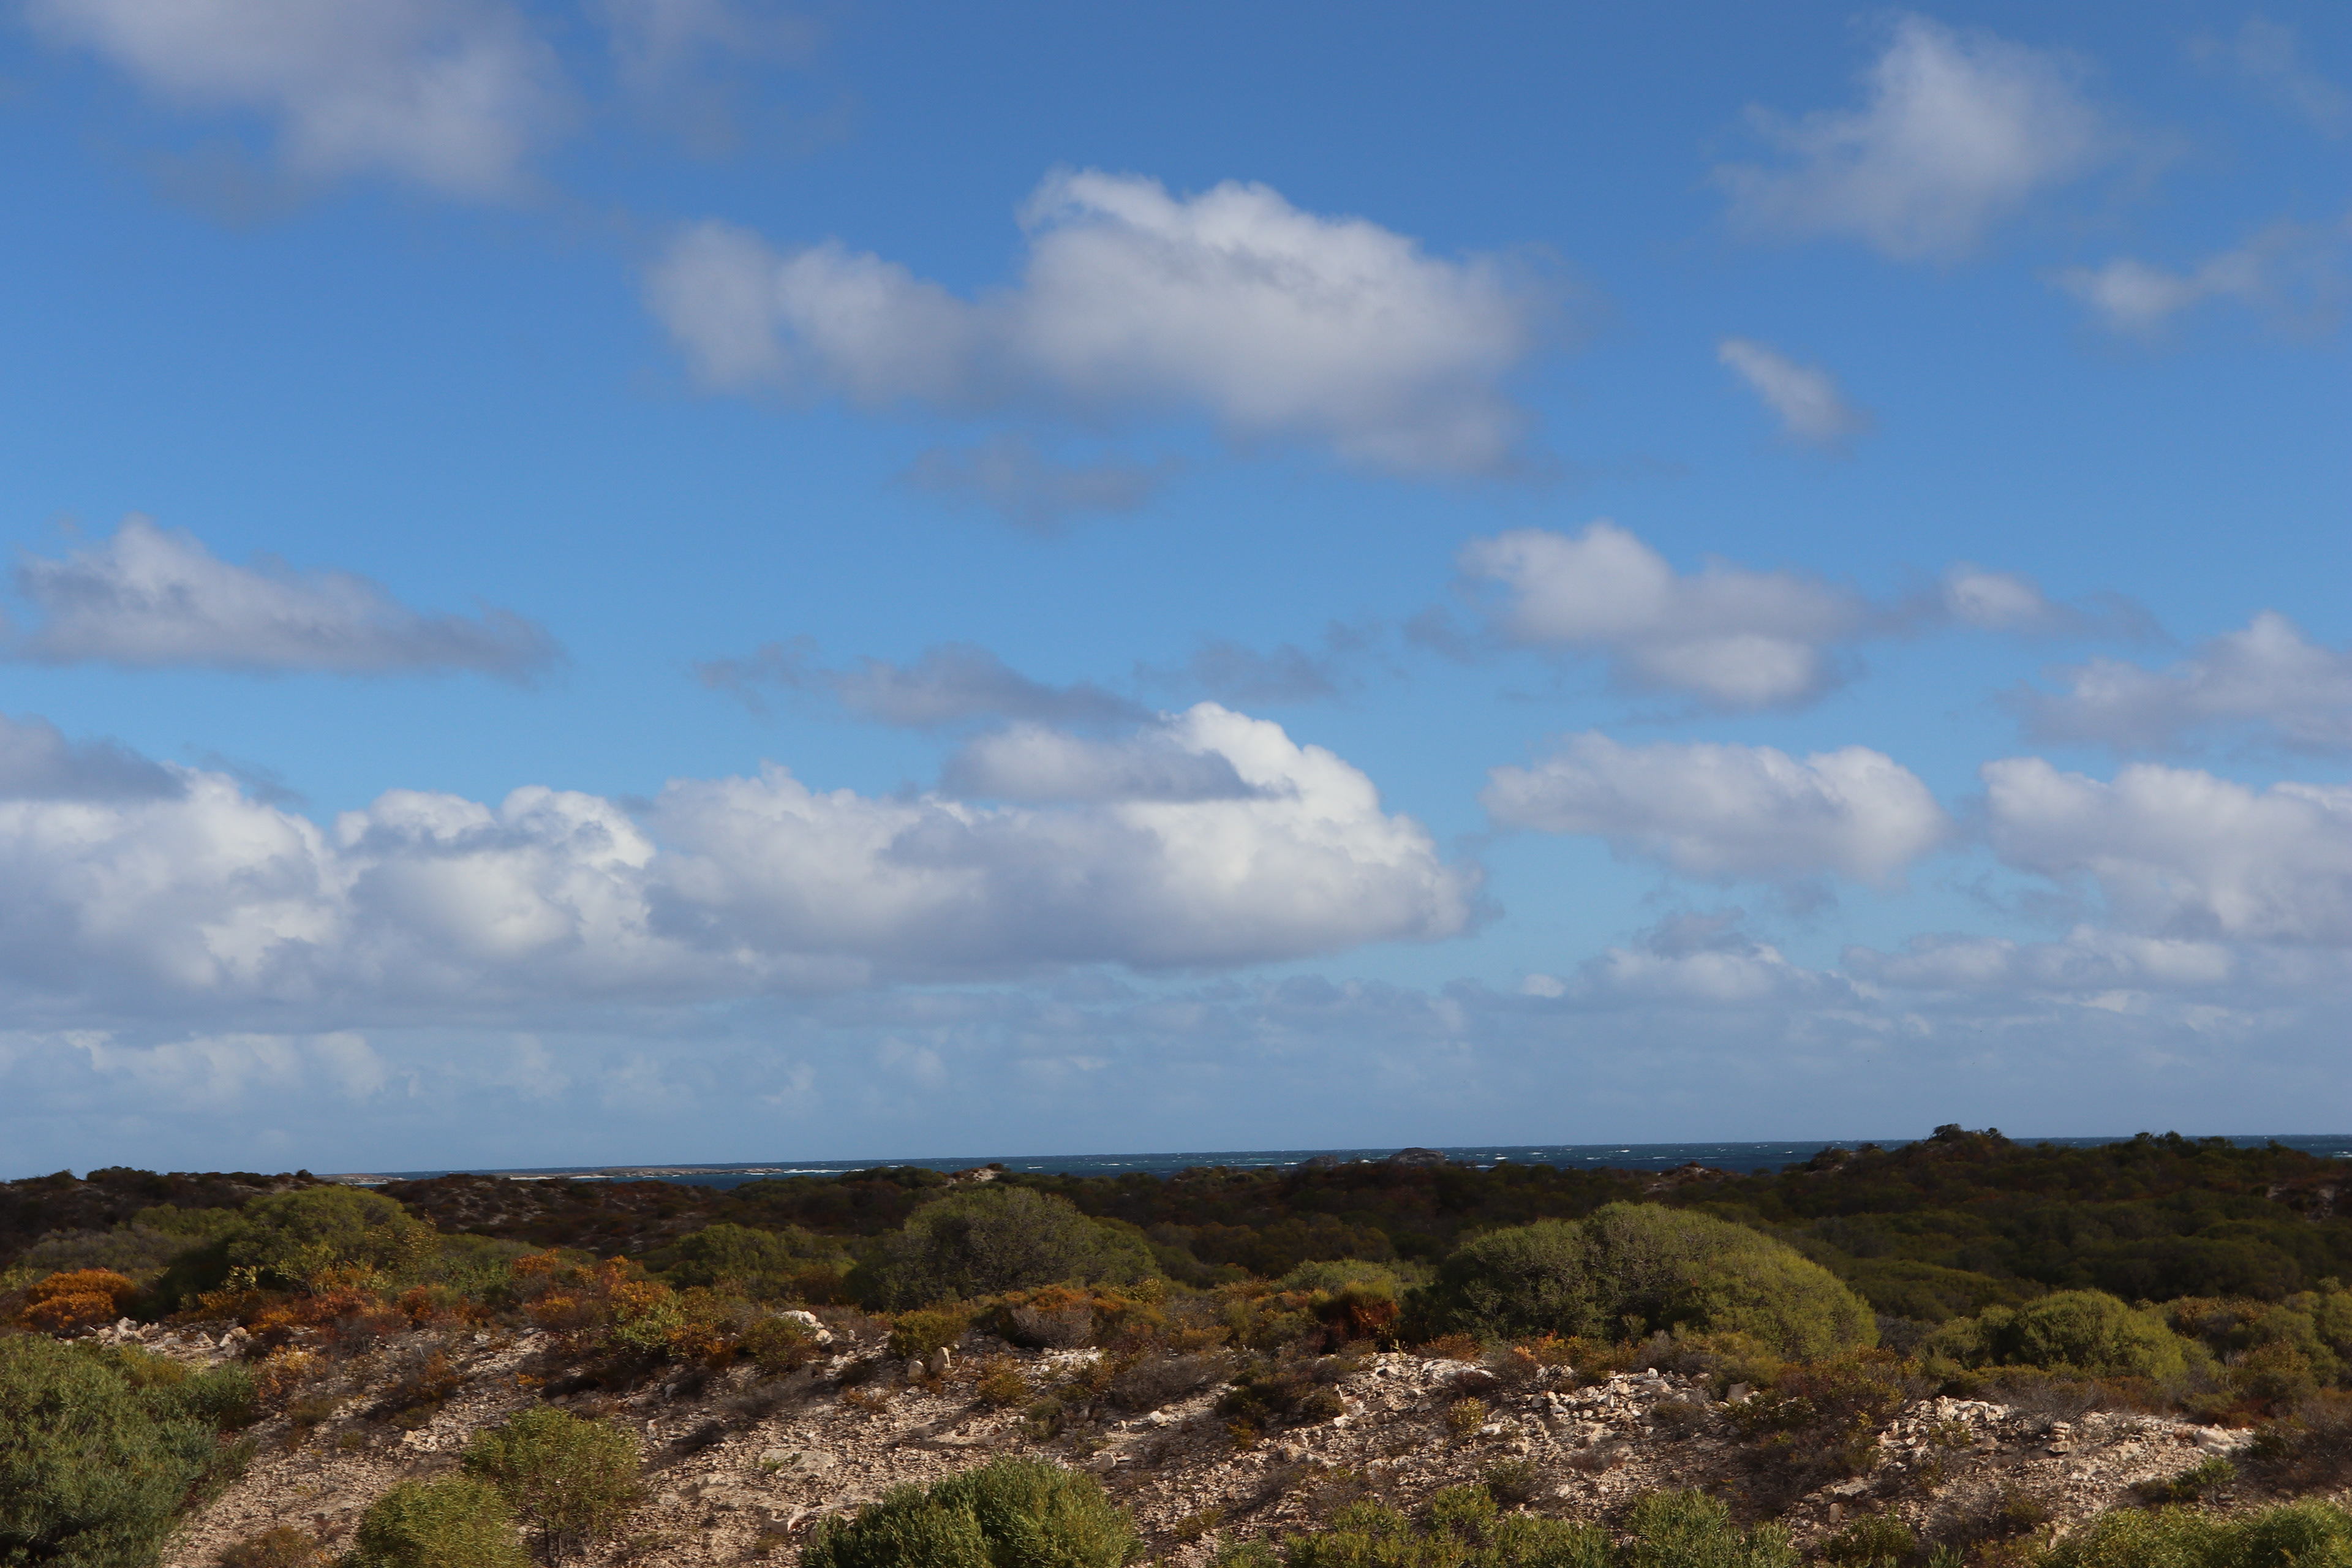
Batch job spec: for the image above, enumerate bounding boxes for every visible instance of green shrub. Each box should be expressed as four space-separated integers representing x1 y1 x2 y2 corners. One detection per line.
346 1478 529 1568
1619 1490 1800 1568
462 1406 643 1560
13 1227 205 1286
2134 1457 2236 1505
0 1332 237 1568
227 1187 434 1291
212 1526 326 1566
850 1188 1157 1310
1275 1260 1408 1295
1402 1220 1590 1344
802 1457 1139 1568
2042 1501 2352 1568
890 1306 973 1361
743 1313 825 1375
658 1223 848 1301
1207 1493 1619 1567
1929 1291 2192 1381
1819 1511 1917 1567
1403 1205 1874 1358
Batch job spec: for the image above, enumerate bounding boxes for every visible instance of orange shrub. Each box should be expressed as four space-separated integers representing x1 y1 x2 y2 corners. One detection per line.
19 1268 140 1333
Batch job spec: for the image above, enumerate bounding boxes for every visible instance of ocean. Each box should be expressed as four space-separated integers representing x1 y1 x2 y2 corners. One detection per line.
333 1133 2352 1188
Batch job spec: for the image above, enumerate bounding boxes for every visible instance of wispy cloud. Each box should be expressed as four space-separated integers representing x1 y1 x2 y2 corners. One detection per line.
2054 214 2350 337
695 639 1146 727
646 168 1559 476
1717 14 2115 260
1717 337 1874 449
7 518 562 679
2190 17 2348 135
900 436 1178 533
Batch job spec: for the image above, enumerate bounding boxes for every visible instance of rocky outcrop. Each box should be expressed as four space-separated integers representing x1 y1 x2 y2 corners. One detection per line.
149 1320 2302 1567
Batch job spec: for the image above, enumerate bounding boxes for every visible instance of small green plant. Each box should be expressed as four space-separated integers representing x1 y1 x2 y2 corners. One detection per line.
1820 1510 1918 1567
975 1355 1028 1407
1213 1495 1612 1567
888 1305 971 1360
742 1314 823 1376
1173 1506 1225 1542
1218 1360 1346 1431
801 1457 1140 1568
2133 1456 2236 1506
2041 1499 2352 1568
214 1525 328 1567
347 1477 529 1568
1619 1490 1799 1568
1445 1395 1488 1434
462 1406 644 1561
1483 1457 1543 1506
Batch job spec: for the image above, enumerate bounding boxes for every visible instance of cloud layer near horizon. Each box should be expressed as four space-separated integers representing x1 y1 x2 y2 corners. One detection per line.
0 703 1476 1016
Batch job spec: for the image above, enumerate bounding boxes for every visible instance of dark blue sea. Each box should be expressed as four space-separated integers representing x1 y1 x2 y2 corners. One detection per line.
337 1134 2352 1188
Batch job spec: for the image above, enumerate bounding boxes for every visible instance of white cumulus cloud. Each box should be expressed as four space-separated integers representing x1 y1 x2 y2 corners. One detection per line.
1717 338 1872 448
2015 611 2352 753
24 0 571 198
1985 756 2352 946
8 517 562 679
645 169 1553 475
1483 732 1948 888
1717 14 2113 260
0 705 1474 1014
1457 522 1868 707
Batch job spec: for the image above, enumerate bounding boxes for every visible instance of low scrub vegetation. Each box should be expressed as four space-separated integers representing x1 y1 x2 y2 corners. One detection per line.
10 1129 2352 1565
1402 1205 1876 1359
0 1334 257 1566
801 1456 1139 1568
462 1406 643 1561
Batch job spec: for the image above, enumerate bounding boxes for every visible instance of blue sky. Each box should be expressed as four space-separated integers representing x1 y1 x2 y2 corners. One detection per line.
1 0 2346 1175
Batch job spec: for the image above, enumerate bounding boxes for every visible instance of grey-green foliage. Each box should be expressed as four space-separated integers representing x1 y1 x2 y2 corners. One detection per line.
1275 1259 1411 1295
128 1205 252 1244
802 1457 1140 1568
1925 1290 2194 1381
13 1227 203 1284
462 1406 643 1560
1403 1204 1875 1358
1619 1491 1800 1568
851 1188 1157 1310
226 1186 433 1290
412 1235 540 1303
658 1222 848 1300
1213 1487 1781 1568
2042 1501 2352 1568
345 1479 529 1568
0 1335 246 1568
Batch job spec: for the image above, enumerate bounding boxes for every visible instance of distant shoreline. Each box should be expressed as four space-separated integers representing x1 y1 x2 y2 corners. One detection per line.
315 1131 2352 1189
